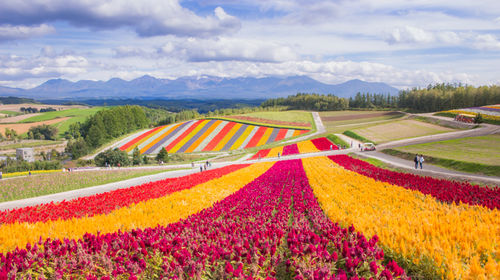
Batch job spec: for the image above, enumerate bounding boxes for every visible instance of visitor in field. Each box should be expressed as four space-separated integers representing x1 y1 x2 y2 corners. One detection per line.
419 154 424 169
414 154 419 169
200 165 203 172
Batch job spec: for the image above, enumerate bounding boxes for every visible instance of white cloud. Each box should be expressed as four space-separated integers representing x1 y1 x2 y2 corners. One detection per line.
473 34 500 50
386 26 434 44
0 0 240 38
0 49 88 81
0 24 55 42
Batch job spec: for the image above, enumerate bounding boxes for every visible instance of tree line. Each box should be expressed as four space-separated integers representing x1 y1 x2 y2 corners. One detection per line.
65 106 149 158
261 84 500 112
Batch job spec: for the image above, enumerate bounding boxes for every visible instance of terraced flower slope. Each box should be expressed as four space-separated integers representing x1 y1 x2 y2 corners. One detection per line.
120 119 309 154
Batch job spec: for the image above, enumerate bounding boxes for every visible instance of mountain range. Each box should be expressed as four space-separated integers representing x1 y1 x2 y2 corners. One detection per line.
0 75 399 100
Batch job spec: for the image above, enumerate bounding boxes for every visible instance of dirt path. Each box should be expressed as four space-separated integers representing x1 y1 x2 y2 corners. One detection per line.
283 112 325 143
0 113 41 123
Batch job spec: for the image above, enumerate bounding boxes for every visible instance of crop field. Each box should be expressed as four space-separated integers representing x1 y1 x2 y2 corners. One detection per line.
0 140 64 151
391 134 500 166
0 168 170 202
0 117 70 135
319 110 406 133
249 137 338 160
238 110 314 126
0 156 497 279
350 119 456 143
120 119 309 155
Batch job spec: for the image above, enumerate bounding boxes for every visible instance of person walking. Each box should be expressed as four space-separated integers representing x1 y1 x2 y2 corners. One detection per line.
419 154 425 169
414 154 419 169
200 165 203 172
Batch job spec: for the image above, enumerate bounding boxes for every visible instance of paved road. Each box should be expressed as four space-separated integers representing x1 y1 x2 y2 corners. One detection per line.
283 112 325 143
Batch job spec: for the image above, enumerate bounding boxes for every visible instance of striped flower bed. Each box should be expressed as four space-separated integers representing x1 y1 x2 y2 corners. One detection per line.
249 137 338 160
120 119 309 154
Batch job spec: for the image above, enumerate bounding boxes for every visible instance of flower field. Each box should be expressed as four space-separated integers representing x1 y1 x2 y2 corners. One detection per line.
249 137 338 160
2 169 61 179
120 119 309 155
0 155 498 279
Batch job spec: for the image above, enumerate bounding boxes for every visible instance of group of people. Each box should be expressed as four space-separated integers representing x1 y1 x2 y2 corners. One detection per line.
193 161 211 172
414 154 425 169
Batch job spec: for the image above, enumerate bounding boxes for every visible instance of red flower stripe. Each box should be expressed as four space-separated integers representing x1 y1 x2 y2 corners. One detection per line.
244 126 267 148
274 129 288 141
202 122 236 151
311 137 337 151
328 155 500 210
0 164 249 224
249 149 270 160
282 143 299 156
119 126 164 151
165 120 204 152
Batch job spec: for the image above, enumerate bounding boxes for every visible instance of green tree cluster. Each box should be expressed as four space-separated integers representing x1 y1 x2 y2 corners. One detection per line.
65 105 150 159
0 158 61 173
94 148 130 167
27 124 58 140
261 93 349 111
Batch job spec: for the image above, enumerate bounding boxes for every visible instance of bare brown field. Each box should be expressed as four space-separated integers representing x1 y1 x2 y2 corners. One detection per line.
322 111 402 122
0 113 41 123
0 117 70 134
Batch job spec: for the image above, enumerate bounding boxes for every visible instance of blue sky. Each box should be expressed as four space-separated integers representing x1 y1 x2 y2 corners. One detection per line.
0 0 499 90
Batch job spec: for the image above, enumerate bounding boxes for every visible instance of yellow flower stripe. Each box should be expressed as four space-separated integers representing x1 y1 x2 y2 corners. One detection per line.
213 123 243 151
3 169 61 178
0 161 275 253
302 156 499 280
297 140 319 154
267 146 284 158
444 109 500 122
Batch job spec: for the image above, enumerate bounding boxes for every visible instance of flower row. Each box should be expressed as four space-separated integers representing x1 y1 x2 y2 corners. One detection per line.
0 164 248 224
0 162 274 253
2 169 61 179
0 159 408 279
249 137 337 160
302 156 499 279
329 155 500 209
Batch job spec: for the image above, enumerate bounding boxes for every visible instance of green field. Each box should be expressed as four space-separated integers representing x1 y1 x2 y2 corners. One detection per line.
0 168 169 202
391 134 500 166
0 110 21 116
20 107 103 123
0 140 63 150
18 107 104 137
351 119 455 143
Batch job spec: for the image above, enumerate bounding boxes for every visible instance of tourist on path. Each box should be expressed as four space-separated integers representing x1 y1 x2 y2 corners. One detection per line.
414 154 419 169
419 154 425 169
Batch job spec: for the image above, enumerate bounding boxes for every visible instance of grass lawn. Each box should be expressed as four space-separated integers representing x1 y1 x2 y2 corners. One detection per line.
0 140 63 150
0 168 169 202
351 119 455 143
392 134 500 166
239 111 314 126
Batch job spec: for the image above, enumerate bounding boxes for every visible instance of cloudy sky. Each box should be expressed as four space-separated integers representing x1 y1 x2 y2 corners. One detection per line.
0 0 499 89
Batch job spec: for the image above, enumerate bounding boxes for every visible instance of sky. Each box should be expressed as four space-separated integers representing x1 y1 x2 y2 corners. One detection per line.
0 0 499 90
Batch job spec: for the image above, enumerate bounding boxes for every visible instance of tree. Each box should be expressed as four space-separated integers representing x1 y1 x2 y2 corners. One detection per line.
474 113 484 124
28 124 58 140
95 148 130 167
132 147 142 165
65 137 89 159
156 148 169 163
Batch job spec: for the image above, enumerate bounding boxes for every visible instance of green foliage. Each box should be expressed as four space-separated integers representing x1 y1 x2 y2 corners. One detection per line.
326 134 349 147
0 158 61 173
474 113 483 124
132 147 142 165
397 84 500 112
65 137 90 159
142 155 150 165
27 124 58 140
94 148 130 167
155 148 169 163
0 96 37 104
343 130 375 144
261 93 349 111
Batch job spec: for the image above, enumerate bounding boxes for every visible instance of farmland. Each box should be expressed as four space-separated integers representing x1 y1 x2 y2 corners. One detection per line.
319 110 406 133
349 119 456 143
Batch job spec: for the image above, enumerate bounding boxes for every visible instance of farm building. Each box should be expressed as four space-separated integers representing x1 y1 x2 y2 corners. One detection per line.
16 148 35 162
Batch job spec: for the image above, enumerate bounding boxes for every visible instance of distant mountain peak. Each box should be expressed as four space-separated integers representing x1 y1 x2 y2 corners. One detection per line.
0 75 399 100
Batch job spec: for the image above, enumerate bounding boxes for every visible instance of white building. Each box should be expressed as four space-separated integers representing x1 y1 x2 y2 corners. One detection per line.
16 148 35 162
